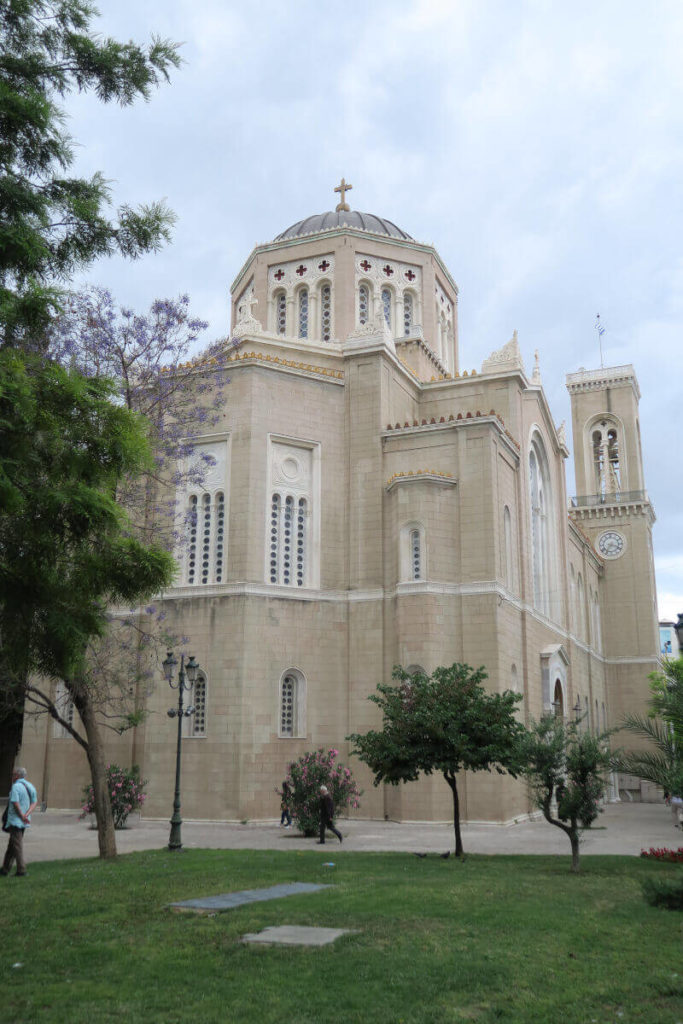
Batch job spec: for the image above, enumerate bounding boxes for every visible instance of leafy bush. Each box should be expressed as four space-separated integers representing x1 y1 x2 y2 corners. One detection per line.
642 875 683 910
284 748 361 836
81 764 147 829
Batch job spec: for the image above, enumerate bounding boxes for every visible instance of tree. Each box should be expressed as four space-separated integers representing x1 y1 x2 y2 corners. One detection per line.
1 0 181 349
612 658 683 797
518 715 613 873
0 350 176 857
348 664 525 858
45 286 233 542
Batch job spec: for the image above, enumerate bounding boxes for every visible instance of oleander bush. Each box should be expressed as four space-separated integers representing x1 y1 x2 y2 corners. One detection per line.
284 747 361 836
81 763 146 829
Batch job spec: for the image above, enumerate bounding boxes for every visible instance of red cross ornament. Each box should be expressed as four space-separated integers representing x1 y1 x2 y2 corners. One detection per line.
274 269 285 281
296 264 307 277
360 259 372 272
382 264 394 276
405 270 416 281
318 260 330 272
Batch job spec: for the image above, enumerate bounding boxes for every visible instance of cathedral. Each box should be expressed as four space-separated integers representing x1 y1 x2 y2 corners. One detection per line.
21 184 661 824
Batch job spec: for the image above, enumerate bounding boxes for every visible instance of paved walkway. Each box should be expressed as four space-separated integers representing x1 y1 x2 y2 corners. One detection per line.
15 801 681 863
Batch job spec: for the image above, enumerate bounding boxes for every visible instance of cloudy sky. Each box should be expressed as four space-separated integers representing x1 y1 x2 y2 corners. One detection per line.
68 0 683 620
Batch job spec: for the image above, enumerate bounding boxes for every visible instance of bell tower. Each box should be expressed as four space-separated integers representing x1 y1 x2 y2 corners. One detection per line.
566 364 659 727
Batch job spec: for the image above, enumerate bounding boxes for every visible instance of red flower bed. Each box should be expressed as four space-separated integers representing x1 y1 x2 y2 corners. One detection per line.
640 846 683 863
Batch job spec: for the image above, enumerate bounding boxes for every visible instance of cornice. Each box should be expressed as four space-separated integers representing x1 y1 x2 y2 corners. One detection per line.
382 412 521 459
386 471 456 492
569 500 656 526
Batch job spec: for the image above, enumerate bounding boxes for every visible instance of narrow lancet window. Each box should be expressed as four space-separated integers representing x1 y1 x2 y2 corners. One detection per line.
298 288 309 338
359 284 369 325
403 293 413 336
382 288 392 329
321 285 331 341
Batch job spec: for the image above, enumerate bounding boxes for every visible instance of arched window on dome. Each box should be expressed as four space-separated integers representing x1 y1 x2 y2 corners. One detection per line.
275 289 286 336
298 287 309 339
529 434 556 618
381 288 392 330
403 292 413 336
358 284 370 326
278 669 306 738
320 283 332 341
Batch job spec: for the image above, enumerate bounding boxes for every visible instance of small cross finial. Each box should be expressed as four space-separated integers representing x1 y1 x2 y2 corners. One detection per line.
334 177 353 212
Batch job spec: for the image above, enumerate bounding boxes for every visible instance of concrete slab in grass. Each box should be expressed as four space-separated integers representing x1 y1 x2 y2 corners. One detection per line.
169 882 333 914
242 925 358 946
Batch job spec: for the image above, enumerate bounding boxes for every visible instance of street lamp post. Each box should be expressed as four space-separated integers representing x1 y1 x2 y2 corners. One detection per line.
162 651 199 851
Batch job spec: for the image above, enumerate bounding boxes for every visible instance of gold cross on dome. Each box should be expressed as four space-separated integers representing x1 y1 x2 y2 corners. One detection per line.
334 177 353 212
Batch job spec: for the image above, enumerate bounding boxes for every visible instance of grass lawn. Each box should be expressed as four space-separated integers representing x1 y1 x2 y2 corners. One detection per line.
2 849 681 1024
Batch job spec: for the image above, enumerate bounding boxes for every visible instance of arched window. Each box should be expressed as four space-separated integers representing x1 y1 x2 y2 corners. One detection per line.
186 491 225 585
410 528 422 580
275 290 286 336
401 523 425 582
553 679 564 717
53 681 75 738
529 435 555 617
192 673 207 737
570 565 576 632
503 506 514 590
279 669 306 738
381 288 392 329
358 284 369 325
406 664 427 678
298 288 309 339
577 574 585 639
320 284 331 341
592 421 621 497
270 493 307 587
403 292 413 336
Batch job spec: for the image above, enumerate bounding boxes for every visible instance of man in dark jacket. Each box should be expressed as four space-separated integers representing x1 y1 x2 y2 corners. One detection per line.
317 785 342 844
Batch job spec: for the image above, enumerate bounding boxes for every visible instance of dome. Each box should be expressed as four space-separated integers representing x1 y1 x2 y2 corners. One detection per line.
275 210 413 241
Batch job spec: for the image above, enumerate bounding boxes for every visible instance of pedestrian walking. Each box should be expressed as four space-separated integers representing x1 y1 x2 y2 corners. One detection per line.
1 767 38 877
317 785 342 844
279 780 292 828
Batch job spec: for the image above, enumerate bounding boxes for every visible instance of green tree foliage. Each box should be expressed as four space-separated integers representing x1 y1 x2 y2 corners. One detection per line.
518 715 613 873
613 657 683 797
0 0 181 348
0 350 175 856
348 664 525 857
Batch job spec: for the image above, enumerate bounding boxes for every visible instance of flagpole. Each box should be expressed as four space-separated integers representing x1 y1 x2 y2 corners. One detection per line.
595 314 605 368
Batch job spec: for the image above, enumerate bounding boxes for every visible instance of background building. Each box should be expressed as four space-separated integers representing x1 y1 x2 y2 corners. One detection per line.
20 192 661 822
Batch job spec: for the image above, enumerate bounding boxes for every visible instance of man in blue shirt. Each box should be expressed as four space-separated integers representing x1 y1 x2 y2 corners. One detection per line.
1 767 38 877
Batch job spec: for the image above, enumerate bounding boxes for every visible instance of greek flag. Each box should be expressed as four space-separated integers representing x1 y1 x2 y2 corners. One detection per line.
595 314 605 337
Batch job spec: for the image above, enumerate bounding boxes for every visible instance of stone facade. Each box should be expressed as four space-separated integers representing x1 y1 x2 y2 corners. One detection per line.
19 199 660 822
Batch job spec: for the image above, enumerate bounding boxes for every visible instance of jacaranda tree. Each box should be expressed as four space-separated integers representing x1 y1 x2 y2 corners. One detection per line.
349 664 525 858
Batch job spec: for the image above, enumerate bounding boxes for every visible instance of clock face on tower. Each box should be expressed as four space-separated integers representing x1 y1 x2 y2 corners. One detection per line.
597 530 625 559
